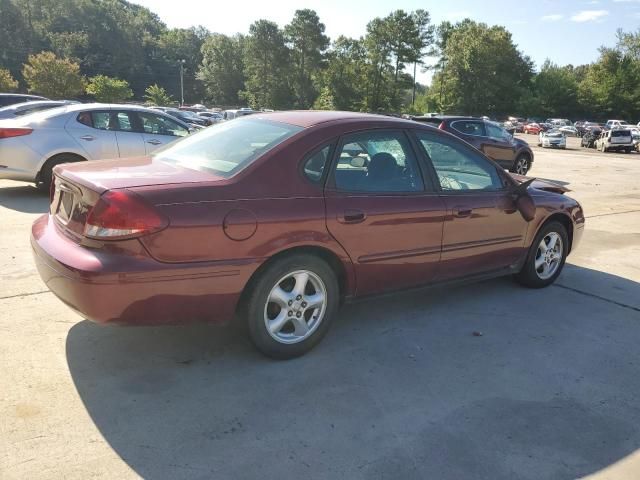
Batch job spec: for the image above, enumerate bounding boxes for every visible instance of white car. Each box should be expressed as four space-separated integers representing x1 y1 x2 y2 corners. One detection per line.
595 129 634 153
538 130 566 149
0 103 191 188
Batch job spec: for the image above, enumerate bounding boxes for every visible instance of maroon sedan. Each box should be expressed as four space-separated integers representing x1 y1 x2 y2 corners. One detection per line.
32 112 584 358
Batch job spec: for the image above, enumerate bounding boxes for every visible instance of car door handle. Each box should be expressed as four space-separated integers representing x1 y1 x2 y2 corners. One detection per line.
454 208 473 218
338 209 366 224
146 139 162 145
80 135 95 141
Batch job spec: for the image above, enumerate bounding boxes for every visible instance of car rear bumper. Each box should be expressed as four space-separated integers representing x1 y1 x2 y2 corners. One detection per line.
31 214 258 325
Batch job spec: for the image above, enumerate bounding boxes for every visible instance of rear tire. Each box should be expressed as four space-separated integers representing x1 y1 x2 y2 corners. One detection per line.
245 254 339 359
36 154 85 191
514 221 568 288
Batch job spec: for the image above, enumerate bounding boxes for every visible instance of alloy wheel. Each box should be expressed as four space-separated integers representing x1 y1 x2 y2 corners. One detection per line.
263 270 327 344
534 232 563 280
515 156 529 175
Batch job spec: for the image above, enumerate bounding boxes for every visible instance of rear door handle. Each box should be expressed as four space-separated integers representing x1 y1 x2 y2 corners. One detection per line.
339 209 366 224
147 139 162 145
454 208 473 218
80 135 95 141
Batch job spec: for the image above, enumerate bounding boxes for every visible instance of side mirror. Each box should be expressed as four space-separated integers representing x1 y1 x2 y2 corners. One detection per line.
511 178 536 222
350 156 366 168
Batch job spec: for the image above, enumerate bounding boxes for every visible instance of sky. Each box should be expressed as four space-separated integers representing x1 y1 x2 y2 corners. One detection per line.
131 0 640 84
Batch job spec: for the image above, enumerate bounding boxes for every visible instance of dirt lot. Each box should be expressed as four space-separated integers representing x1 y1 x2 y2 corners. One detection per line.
1 134 639 479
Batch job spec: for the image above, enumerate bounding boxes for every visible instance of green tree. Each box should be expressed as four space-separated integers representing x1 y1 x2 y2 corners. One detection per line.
284 9 329 108
240 20 292 109
532 61 580 118
157 27 208 102
428 20 533 116
317 36 368 111
86 75 133 103
22 51 85 98
198 33 245 106
313 86 335 110
144 84 173 105
0 68 19 91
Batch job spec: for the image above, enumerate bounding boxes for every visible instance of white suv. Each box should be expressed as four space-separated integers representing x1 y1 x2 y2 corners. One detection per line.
595 129 634 153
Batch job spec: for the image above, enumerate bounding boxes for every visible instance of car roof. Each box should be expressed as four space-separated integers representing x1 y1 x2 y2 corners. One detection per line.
250 110 422 128
412 115 478 122
0 93 46 98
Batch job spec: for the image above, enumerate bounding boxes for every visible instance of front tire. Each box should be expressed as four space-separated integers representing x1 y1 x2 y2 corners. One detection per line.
515 221 568 288
245 254 339 359
510 154 530 175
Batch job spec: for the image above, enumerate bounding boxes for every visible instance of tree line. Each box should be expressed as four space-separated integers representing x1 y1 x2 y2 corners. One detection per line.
1 0 640 120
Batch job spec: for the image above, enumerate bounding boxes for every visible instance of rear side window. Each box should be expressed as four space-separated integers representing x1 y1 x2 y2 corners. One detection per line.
451 120 485 136
77 111 112 130
303 145 332 183
332 130 424 193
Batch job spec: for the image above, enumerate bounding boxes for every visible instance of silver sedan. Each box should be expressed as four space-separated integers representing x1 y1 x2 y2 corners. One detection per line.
0 103 191 188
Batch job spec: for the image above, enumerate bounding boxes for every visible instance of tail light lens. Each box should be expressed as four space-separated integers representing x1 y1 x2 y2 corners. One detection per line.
84 190 168 240
0 127 33 139
438 121 445 130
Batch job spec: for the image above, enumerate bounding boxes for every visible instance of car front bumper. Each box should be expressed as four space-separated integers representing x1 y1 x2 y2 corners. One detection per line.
31 214 256 325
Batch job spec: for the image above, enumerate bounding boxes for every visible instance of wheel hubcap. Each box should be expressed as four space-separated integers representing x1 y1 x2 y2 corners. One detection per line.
534 232 563 280
263 270 327 344
516 157 528 175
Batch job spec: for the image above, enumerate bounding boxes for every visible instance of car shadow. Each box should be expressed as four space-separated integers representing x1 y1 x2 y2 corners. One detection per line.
0 184 49 214
65 265 640 479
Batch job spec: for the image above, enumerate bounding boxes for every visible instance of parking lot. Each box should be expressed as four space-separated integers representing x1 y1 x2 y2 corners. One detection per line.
1 134 639 479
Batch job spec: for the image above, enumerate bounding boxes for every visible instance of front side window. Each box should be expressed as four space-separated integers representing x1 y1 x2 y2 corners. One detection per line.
416 132 503 191
333 130 424 193
486 122 511 140
139 112 189 137
155 118 302 177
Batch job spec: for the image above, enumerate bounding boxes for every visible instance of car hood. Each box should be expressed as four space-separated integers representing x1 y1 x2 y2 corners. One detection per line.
510 173 571 194
54 156 227 194
513 137 529 147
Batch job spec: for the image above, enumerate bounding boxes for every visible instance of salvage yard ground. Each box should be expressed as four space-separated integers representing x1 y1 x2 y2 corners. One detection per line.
1 135 640 479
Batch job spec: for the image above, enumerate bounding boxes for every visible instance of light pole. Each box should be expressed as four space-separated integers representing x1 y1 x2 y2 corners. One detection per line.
179 59 185 106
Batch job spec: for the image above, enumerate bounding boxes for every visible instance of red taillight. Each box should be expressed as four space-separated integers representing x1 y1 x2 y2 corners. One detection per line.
438 121 445 130
84 190 168 240
0 127 33 139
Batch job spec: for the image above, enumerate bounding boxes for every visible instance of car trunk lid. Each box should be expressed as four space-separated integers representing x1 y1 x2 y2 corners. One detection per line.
50 156 225 240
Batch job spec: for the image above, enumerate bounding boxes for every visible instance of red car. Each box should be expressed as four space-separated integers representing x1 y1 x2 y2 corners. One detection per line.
32 112 585 358
524 123 543 135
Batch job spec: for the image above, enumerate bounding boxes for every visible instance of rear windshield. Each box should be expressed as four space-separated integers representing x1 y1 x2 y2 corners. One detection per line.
154 118 303 177
611 130 631 137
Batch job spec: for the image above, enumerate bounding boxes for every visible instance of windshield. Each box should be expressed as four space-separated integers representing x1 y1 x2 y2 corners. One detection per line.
155 118 302 177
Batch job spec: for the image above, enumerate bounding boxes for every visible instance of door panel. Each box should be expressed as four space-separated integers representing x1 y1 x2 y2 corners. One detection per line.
324 129 446 295
483 122 516 164
65 110 118 160
113 111 146 158
414 130 528 280
325 193 446 294
438 192 527 279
